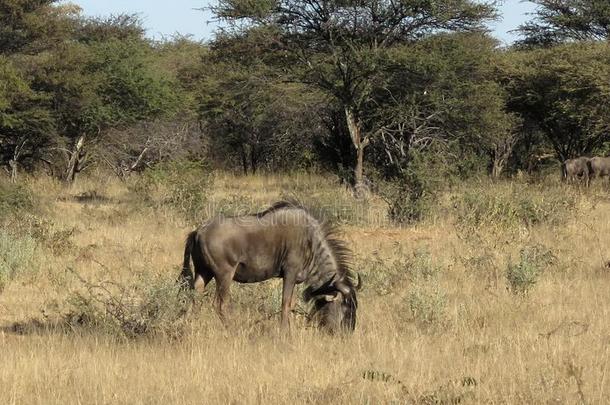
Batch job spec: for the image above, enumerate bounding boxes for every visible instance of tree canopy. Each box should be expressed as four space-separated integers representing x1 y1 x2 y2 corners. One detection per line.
518 0 610 46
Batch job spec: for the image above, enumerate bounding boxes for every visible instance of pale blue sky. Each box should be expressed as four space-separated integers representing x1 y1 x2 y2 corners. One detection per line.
63 1 537 44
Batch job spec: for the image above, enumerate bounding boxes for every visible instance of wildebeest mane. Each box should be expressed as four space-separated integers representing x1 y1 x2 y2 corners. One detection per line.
303 223 357 306
256 200 355 297
254 199 303 218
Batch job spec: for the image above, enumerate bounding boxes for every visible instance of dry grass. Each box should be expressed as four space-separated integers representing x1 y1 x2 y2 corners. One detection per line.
1 171 610 404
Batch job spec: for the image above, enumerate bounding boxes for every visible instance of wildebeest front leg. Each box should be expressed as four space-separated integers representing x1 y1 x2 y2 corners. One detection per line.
281 275 296 331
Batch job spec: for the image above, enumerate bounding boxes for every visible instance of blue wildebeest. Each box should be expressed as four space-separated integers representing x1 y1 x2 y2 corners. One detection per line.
179 201 360 333
588 156 610 184
562 157 591 186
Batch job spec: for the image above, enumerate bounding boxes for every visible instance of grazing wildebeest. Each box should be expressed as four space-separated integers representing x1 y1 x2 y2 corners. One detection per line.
179 201 360 333
588 156 610 183
562 157 591 186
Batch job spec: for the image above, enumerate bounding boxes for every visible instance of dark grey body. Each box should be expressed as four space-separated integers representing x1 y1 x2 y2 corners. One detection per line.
180 202 358 332
589 156 610 182
563 157 590 186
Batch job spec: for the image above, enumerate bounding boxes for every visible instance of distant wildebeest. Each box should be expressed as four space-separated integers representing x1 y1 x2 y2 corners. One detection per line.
179 201 360 333
562 157 591 186
588 156 610 183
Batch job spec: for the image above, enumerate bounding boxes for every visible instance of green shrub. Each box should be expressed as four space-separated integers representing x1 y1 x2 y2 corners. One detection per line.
0 230 38 292
0 181 36 220
130 160 212 221
506 244 555 295
453 183 576 229
407 282 447 326
409 249 442 281
379 171 434 225
358 246 442 295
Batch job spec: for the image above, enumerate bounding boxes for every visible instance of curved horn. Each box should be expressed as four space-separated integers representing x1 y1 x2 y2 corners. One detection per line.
335 281 351 296
323 293 340 302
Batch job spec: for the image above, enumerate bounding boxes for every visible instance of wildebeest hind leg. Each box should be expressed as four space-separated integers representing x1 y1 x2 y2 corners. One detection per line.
213 269 234 325
190 270 214 313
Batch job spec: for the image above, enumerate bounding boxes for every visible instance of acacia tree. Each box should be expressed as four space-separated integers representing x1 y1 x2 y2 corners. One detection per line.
198 56 322 173
30 15 183 183
518 0 610 46
0 0 75 179
212 0 497 189
505 42 610 161
370 33 519 178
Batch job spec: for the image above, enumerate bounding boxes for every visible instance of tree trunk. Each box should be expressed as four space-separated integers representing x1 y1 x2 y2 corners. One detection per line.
240 145 249 175
491 133 518 179
345 106 369 197
491 157 504 179
66 135 86 184
9 159 17 183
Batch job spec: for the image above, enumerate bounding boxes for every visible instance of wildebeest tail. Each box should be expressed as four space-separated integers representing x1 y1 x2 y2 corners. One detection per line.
178 230 197 289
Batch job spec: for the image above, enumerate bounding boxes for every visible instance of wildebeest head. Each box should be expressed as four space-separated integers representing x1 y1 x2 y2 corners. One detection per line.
309 275 361 333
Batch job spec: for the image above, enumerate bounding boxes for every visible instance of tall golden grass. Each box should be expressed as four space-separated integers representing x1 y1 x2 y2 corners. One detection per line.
1 172 609 404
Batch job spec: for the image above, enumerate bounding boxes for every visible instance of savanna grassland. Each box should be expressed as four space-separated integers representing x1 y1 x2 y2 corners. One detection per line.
1 171 609 404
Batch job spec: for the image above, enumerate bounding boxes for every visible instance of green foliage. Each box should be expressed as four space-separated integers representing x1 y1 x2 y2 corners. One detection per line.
0 230 38 292
197 50 322 173
518 0 610 45
0 0 74 55
358 246 441 296
130 160 212 221
85 38 182 126
0 56 55 168
506 245 555 295
212 0 497 180
407 283 447 326
453 183 577 229
504 42 610 160
380 170 433 225
0 181 36 219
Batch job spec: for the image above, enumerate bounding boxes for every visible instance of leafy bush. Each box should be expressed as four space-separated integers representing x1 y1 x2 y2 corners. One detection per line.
62 272 193 339
379 171 434 225
130 160 212 221
453 183 577 229
506 244 555 295
407 283 447 326
0 230 38 292
358 246 441 295
408 249 442 281
0 181 36 220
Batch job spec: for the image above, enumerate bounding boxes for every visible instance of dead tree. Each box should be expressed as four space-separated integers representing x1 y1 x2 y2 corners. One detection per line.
8 138 27 183
65 135 88 184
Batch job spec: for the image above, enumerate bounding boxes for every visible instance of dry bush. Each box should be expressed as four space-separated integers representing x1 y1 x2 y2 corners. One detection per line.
57 270 193 340
128 159 212 222
94 119 206 178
